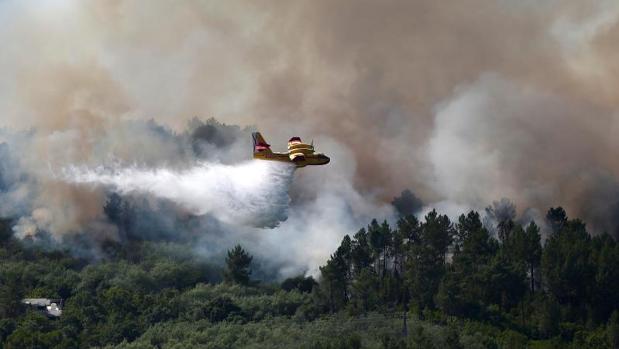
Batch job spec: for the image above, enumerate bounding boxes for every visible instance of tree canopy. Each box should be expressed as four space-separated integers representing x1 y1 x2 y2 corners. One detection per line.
0 206 618 348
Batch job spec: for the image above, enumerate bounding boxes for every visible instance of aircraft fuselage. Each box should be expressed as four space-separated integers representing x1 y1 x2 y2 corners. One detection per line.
252 132 330 168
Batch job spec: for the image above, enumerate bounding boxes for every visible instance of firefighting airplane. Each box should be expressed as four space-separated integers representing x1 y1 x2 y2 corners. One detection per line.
252 132 330 168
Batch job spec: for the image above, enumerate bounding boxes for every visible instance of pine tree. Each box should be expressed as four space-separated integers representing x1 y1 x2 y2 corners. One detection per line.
351 228 372 275
319 235 353 312
454 211 497 267
546 207 567 235
590 235 619 324
368 219 386 276
447 211 498 317
523 222 542 293
407 210 452 311
224 245 253 286
542 219 593 307
380 220 393 279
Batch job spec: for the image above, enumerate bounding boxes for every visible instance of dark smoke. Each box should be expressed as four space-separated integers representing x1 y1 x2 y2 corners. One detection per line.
392 189 423 217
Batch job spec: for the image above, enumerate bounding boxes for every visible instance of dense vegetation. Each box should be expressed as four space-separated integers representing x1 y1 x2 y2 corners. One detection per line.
0 206 619 348
318 207 619 348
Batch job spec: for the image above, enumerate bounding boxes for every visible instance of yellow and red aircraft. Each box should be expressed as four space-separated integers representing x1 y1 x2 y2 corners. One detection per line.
252 132 330 168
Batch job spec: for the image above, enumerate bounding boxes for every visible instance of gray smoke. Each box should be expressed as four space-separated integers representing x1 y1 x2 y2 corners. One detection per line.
0 118 394 277
1 0 619 277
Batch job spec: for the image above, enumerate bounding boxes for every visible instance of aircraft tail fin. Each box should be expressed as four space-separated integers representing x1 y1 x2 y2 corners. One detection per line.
252 132 272 154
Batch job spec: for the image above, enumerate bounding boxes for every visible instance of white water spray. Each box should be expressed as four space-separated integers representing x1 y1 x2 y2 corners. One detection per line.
62 160 296 228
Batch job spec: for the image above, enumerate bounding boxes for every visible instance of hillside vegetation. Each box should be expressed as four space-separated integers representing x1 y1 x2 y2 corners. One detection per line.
0 207 618 348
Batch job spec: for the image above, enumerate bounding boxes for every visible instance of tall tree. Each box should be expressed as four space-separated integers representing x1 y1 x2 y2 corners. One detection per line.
319 235 356 312
350 268 379 314
502 222 542 293
523 222 542 293
398 214 421 247
542 219 594 309
479 253 526 310
351 228 372 275
421 210 452 265
546 207 567 235
407 210 452 311
380 220 393 278
224 245 253 286
367 219 392 278
443 211 498 318
320 250 350 312
590 235 619 324
454 211 497 266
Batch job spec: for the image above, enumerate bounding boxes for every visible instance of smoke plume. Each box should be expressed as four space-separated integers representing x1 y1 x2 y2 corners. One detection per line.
1 0 619 276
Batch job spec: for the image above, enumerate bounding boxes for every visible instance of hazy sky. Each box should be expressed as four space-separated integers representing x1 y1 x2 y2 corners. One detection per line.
1 1 619 247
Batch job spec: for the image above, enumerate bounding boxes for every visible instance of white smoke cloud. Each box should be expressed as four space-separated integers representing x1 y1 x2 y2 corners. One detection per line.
62 160 295 228
3 0 619 278
0 118 396 278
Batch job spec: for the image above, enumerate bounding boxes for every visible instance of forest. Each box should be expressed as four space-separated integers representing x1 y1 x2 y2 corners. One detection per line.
0 202 618 349
2 0 619 347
